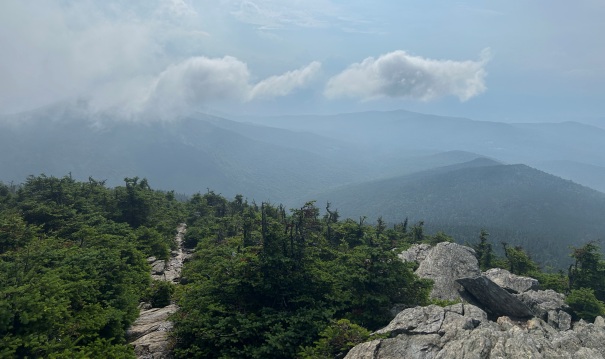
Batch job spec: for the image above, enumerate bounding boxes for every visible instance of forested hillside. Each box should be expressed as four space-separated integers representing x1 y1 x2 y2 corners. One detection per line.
0 106 370 204
315 160 605 267
4 106 605 206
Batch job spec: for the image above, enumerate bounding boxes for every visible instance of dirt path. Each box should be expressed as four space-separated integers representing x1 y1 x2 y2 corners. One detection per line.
128 223 188 359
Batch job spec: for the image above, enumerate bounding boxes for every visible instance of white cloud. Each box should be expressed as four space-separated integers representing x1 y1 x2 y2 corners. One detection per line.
0 0 320 119
141 56 320 118
0 1 163 114
325 49 491 102
250 61 321 99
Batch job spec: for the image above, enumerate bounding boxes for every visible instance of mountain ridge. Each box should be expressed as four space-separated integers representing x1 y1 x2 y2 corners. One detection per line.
313 160 605 266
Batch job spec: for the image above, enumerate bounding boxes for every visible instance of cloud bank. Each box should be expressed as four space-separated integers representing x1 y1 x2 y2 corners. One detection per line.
141 56 320 118
325 49 490 102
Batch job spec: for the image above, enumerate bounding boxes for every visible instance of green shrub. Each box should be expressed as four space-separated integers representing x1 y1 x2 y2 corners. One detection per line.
566 288 605 322
299 319 371 359
146 280 175 308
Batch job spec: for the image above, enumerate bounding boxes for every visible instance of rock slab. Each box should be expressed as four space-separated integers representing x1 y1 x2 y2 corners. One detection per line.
456 276 534 318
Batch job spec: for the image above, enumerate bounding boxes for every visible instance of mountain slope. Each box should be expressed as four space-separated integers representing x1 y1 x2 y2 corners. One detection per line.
529 160 605 194
0 111 367 203
1 106 509 204
314 161 605 267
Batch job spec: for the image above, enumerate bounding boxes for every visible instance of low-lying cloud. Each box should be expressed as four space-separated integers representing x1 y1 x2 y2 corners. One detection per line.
250 61 321 99
141 56 321 118
325 49 491 102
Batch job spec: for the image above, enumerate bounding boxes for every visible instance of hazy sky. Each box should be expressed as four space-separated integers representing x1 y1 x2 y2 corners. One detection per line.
1 0 604 123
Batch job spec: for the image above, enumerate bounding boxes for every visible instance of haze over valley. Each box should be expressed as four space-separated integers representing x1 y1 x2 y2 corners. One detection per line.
2 1 605 358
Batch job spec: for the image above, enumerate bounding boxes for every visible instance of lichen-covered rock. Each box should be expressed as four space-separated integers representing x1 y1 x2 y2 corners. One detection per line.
483 267 539 293
345 302 605 359
127 305 178 342
343 340 381 359
516 289 569 320
548 309 572 331
414 242 481 301
398 243 432 264
348 243 604 358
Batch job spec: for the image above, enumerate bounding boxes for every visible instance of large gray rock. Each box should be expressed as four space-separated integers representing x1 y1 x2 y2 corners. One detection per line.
127 305 178 342
457 276 534 318
516 289 570 320
414 242 481 301
483 267 539 293
345 303 605 359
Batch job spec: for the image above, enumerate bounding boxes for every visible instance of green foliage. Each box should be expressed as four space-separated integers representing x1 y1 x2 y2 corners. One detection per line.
530 270 569 293
426 231 454 245
563 242 605 322
473 229 494 271
566 288 605 322
298 319 371 359
429 297 462 307
145 280 176 308
135 226 171 260
502 243 539 276
569 242 605 301
0 174 183 357
173 200 431 358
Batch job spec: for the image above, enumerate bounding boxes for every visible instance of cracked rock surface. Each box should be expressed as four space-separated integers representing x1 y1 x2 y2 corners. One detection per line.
346 304 605 359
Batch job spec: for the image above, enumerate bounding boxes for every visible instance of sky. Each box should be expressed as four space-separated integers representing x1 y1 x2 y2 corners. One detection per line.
1 0 604 123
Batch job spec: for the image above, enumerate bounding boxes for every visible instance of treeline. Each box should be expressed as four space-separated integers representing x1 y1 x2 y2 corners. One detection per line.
0 175 184 358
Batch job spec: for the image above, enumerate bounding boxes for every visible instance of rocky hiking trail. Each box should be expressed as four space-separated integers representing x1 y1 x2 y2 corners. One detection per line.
127 223 190 359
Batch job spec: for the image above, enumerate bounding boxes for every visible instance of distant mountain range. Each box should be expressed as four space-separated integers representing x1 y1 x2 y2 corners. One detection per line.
0 108 367 203
2 104 604 266
240 110 605 193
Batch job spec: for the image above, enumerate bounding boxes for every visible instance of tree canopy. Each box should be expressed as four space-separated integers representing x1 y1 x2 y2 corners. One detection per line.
0 175 184 357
